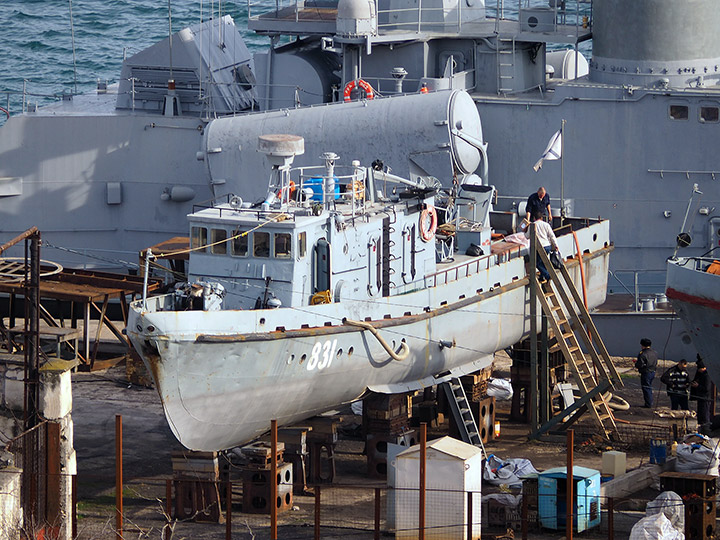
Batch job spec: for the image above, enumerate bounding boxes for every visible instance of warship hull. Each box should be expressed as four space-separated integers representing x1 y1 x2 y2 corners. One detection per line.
128 221 610 451
666 257 720 377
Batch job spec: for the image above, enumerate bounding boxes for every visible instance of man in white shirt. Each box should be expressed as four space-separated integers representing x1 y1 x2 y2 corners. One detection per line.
527 210 559 281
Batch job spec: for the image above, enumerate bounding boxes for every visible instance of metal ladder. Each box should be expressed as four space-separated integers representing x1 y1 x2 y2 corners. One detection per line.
534 246 624 441
496 37 516 95
441 379 486 457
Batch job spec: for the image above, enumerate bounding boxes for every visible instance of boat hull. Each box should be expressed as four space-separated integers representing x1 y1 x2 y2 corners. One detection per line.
129 222 611 451
666 258 720 377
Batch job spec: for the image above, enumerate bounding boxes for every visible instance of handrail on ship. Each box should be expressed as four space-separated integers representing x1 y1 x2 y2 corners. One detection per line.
246 0 593 38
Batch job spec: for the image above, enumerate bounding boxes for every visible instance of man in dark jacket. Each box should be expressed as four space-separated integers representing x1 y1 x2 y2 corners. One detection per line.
691 356 712 424
661 359 690 410
636 338 658 408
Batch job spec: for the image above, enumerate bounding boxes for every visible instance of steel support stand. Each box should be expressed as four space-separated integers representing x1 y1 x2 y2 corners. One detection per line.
271 419 278 540
116 414 123 540
419 423 427 540
529 224 539 433
540 314 550 424
566 429 574 540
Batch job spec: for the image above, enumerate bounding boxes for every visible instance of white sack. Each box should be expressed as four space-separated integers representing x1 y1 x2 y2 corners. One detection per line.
630 513 684 540
675 434 720 476
487 378 514 400
646 491 684 534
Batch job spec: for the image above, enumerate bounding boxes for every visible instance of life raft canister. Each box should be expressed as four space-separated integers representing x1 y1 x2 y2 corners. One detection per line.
343 79 375 102
419 204 438 242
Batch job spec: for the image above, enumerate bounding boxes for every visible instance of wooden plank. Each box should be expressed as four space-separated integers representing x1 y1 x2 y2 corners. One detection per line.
557 260 624 386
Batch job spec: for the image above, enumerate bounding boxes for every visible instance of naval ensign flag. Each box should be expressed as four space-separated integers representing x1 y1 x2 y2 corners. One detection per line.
533 130 562 171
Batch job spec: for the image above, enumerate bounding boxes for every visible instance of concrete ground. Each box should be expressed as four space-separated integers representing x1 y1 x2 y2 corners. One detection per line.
65 349 708 539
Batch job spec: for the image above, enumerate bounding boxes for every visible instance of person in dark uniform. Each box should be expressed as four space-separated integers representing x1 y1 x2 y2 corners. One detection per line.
635 338 658 408
660 359 690 410
525 187 552 224
691 356 712 424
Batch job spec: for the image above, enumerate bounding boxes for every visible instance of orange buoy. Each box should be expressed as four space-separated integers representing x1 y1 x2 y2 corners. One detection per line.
343 79 375 102
419 205 437 242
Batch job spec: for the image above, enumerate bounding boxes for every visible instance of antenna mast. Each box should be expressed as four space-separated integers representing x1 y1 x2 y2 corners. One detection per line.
167 0 173 80
68 0 78 94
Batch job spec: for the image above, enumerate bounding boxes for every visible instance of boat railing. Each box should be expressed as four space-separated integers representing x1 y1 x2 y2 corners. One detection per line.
608 269 669 311
423 241 524 289
247 0 303 24
486 0 592 36
246 0 592 39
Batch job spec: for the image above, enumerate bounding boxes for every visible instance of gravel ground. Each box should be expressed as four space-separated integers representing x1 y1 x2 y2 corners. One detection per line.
67 352 709 539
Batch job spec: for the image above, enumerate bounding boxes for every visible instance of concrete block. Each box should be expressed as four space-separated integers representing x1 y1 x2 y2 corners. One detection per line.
0 413 21 441
4 368 24 412
60 414 74 448
40 368 72 420
0 466 22 537
602 450 627 477
63 449 77 476
601 458 675 501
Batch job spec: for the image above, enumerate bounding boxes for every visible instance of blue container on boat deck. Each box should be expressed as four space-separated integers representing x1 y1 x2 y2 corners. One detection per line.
649 438 667 464
306 177 340 201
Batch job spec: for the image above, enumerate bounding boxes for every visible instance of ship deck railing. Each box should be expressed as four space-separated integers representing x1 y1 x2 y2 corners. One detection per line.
247 0 592 42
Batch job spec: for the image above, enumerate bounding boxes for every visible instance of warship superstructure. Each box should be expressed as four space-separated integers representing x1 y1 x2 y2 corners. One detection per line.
2 0 719 356
128 133 612 450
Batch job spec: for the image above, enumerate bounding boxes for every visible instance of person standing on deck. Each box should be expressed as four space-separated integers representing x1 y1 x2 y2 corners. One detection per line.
635 338 658 408
661 359 690 411
525 187 552 225
691 356 712 425
526 211 559 282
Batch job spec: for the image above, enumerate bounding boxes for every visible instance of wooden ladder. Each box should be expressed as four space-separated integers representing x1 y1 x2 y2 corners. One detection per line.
534 245 624 441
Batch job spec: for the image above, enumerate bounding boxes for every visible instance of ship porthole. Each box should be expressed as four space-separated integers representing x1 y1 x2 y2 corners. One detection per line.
287 354 295 365
681 334 692 345
337 348 343 358
147 325 155 333
300 354 307 364
593 233 597 242
348 347 354 357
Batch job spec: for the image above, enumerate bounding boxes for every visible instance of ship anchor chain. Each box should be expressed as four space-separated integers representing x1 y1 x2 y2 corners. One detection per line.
343 318 410 361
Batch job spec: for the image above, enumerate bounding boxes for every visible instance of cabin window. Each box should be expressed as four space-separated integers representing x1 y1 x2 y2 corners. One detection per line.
700 106 719 123
231 229 248 256
211 228 227 255
669 105 688 120
298 232 307 258
275 233 292 258
191 226 207 252
254 232 270 258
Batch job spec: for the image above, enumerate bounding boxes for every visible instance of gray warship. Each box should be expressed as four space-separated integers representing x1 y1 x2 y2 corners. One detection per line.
128 133 612 450
1 0 718 357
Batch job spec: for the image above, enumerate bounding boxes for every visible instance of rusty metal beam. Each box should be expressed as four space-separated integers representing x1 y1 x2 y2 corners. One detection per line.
45 422 62 525
0 226 38 255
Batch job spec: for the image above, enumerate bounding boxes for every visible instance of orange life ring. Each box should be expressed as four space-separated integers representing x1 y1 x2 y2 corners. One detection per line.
419 205 437 242
277 180 296 200
343 79 375 102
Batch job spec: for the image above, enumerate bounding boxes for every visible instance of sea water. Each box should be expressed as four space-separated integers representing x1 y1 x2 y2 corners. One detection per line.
0 0 267 114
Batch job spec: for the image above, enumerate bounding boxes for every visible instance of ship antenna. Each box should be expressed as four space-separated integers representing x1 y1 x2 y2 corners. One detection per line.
167 0 174 81
68 0 78 94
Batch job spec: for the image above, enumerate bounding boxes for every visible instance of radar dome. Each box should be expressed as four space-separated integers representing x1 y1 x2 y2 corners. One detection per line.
336 0 377 37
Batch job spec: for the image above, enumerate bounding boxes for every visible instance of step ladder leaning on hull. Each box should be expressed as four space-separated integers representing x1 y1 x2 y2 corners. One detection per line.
440 380 487 458
532 238 624 441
